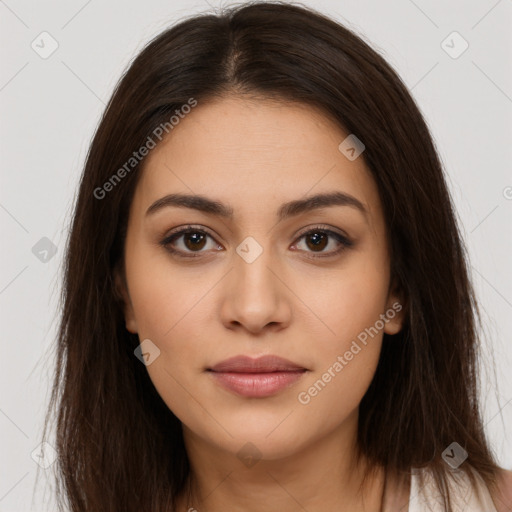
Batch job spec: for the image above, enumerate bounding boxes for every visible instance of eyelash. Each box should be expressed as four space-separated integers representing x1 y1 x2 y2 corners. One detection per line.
159 224 353 260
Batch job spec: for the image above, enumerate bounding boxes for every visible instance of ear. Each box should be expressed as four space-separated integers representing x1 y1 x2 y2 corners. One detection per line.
114 265 138 334
383 276 407 336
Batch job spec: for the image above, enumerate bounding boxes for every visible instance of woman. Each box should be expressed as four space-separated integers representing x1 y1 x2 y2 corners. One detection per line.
43 2 512 510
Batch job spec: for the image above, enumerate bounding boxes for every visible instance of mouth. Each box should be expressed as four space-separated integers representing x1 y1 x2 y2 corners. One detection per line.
206 355 308 398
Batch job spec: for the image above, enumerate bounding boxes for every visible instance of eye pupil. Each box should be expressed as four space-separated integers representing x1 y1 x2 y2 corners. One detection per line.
184 232 207 251
306 232 328 251
163 226 348 259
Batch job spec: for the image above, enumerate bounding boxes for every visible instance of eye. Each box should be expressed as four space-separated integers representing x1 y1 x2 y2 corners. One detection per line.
160 225 222 258
160 224 353 259
291 225 353 258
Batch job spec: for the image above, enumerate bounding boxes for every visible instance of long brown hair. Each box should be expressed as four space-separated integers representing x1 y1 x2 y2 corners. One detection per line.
42 1 502 510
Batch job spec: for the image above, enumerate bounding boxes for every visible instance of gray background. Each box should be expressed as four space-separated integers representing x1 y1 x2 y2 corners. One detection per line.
1 0 511 509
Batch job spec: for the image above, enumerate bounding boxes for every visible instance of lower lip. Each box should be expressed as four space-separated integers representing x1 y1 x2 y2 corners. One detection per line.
208 370 306 398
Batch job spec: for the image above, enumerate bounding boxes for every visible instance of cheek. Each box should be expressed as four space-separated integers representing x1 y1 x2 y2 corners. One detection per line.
292 254 389 413
295 342 381 443
295 292 385 432
124 250 213 411
126 242 209 340
294 251 390 351
129 278 212 381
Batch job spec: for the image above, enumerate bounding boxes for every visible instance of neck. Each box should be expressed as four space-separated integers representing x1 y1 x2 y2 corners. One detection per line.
176 411 388 512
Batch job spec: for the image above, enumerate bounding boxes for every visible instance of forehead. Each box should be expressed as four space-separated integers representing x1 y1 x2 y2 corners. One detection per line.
133 96 383 228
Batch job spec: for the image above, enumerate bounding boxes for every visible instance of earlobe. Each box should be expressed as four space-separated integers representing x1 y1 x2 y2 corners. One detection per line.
114 267 138 334
384 279 407 336
383 307 404 335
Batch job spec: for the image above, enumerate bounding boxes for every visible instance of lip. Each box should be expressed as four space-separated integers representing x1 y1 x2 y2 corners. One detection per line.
207 355 308 398
209 355 306 373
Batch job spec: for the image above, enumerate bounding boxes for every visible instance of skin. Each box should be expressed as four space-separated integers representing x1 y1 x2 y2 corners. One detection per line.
117 94 411 511
492 469 512 512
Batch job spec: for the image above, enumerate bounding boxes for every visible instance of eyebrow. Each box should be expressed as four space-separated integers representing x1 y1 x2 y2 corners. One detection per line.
145 191 368 222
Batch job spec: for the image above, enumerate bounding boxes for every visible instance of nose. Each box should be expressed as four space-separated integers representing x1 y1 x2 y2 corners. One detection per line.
219 241 292 335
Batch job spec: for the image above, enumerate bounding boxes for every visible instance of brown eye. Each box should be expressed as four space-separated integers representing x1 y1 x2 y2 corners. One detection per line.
304 232 329 252
182 232 207 251
292 226 353 258
160 226 222 258
160 224 353 260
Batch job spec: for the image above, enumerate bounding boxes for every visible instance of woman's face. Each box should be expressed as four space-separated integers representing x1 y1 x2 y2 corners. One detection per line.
119 95 404 461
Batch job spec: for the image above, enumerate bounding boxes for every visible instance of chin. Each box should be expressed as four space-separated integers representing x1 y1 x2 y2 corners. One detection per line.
210 425 311 463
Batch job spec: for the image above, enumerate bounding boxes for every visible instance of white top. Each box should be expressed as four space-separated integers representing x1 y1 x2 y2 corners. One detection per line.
408 467 498 511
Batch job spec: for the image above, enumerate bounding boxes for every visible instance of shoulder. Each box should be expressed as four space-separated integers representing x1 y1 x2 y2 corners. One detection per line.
491 468 512 512
410 466 510 512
